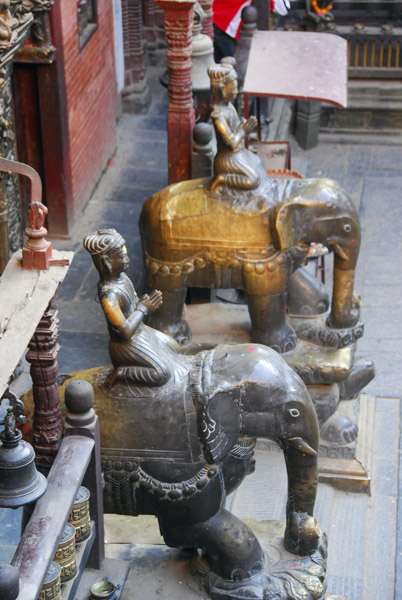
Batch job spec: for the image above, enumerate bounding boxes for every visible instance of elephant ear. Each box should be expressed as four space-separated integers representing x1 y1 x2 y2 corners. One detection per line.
275 201 309 249
200 391 241 464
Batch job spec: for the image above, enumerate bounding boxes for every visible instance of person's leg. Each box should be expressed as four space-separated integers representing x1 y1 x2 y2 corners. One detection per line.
213 24 237 63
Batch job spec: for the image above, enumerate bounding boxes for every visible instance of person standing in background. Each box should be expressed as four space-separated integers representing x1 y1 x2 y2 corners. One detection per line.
212 0 292 63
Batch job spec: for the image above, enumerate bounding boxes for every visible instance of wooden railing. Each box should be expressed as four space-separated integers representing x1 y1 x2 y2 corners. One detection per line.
9 382 105 600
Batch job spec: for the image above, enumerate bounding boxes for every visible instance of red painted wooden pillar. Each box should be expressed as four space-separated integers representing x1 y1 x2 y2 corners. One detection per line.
199 0 213 39
154 0 196 184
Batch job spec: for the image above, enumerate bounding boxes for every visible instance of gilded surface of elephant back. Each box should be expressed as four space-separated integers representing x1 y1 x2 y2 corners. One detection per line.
140 177 294 260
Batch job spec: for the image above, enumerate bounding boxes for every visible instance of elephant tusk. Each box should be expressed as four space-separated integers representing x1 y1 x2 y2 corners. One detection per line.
329 240 348 261
286 437 317 456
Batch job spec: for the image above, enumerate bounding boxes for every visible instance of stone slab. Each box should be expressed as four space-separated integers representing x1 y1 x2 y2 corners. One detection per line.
371 145 402 172
119 166 168 190
58 300 106 334
106 520 326 600
354 346 402 398
58 331 110 374
104 514 164 546
105 185 154 205
73 558 130 600
186 303 353 377
127 140 168 171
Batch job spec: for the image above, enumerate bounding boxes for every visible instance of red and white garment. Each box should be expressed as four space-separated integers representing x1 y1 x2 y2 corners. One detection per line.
212 0 253 40
273 0 291 16
212 0 292 40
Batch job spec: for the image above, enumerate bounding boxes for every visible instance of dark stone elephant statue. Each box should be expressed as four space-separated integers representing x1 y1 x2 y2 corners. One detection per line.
62 342 326 599
60 228 328 599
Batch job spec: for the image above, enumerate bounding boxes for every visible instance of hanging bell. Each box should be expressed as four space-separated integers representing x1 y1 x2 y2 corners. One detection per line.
191 2 215 92
0 407 47 508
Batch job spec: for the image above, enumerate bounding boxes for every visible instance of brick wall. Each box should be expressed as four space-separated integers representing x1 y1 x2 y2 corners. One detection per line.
57 0 117 219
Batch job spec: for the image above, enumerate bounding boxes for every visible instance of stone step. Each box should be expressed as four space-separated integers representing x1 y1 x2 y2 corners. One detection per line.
321 107 402 132
319 128 402 145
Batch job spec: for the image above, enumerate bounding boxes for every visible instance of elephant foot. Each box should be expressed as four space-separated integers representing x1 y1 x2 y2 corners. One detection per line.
284 512 321 556
338 359 375 400
326 296 361 330
320 412 358 445
151 318 192 346
290 316 364 349
192 535 327 600
307 384 339 429
252 322 297 354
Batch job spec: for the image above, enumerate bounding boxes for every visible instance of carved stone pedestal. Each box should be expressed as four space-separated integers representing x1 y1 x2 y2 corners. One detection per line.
192 531 327 600
106 518 327 600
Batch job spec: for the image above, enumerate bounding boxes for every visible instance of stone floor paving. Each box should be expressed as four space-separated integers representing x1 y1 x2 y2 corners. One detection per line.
1 70 402 599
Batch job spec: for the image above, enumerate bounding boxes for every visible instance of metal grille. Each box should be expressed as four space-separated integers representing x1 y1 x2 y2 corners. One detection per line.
337 26 402 77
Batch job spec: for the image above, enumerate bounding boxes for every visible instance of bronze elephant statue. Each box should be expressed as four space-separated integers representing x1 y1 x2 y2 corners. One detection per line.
140 174 362 353
61 341 326 599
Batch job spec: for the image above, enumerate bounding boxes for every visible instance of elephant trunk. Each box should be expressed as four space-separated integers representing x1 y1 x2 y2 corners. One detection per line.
327 232 360 329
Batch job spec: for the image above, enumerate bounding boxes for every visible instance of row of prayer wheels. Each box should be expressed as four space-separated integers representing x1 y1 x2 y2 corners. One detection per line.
39 486 90 600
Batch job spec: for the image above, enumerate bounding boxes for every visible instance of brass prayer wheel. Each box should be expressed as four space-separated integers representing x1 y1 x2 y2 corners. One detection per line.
68 486 91 543
54 523 77 583
38 562 61 600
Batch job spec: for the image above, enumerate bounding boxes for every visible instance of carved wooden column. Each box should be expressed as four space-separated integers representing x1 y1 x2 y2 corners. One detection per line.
199 0 213 39
26 294 63 475
154 0 196 184
121 0 150 112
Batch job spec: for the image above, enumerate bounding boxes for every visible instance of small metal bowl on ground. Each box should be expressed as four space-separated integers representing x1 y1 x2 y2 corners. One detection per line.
90 580 116 599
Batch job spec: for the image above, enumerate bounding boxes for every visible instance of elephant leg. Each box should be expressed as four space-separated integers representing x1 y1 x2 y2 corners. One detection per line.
308 383 358 445
242 390 321 556
288 267 330 316
247 292 297 353
147 287 191 345
159 507 264 581
307 384 340 429
276 395 321 555
282 443 321 556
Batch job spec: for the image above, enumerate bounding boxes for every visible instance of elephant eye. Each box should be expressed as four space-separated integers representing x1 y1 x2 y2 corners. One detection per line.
344 223 352 232
289 408 300 418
